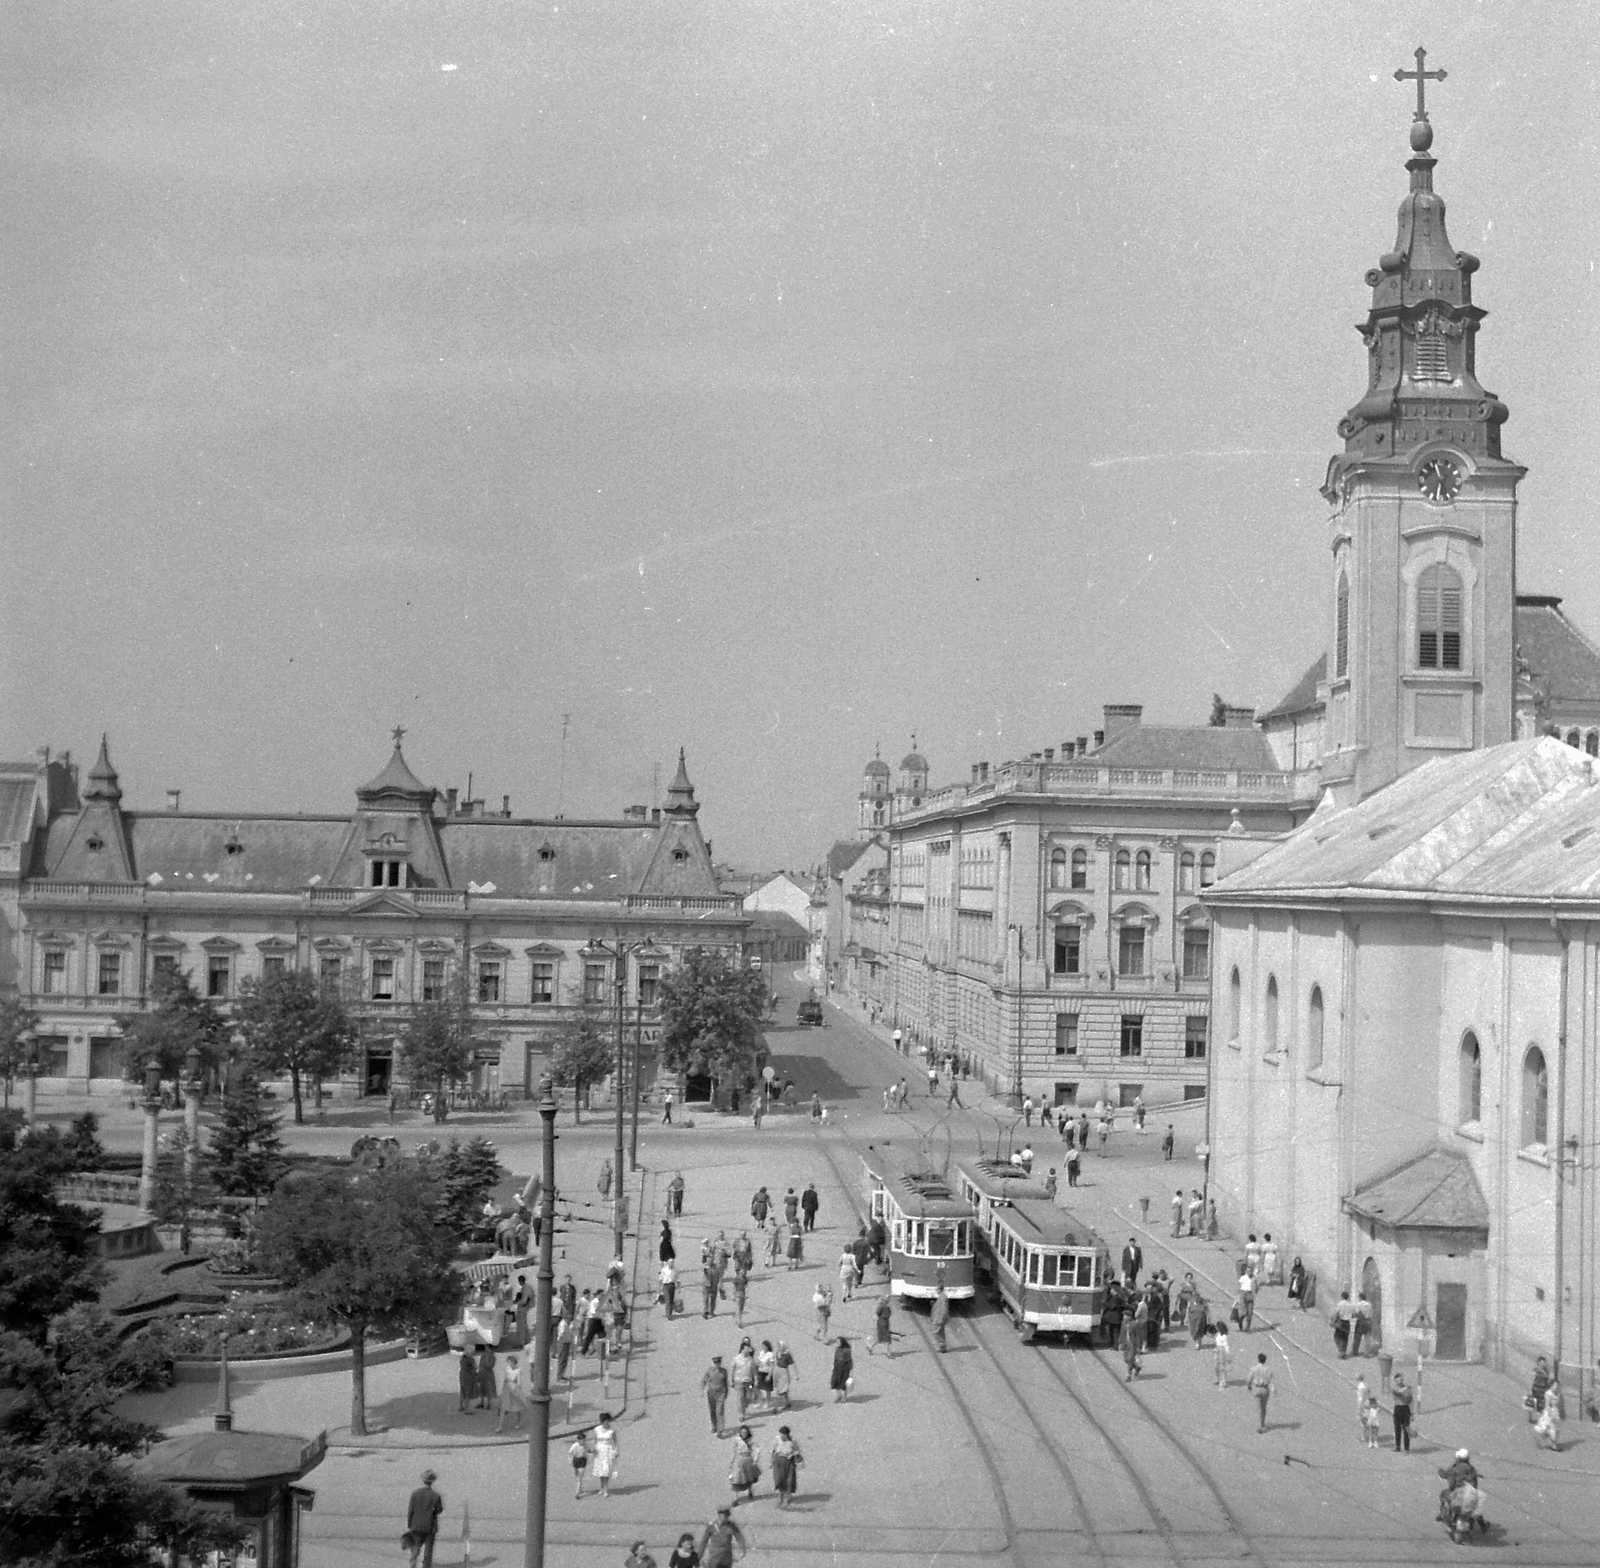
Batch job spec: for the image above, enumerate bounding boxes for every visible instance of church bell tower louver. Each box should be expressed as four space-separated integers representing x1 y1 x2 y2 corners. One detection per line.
1318 50 1524 804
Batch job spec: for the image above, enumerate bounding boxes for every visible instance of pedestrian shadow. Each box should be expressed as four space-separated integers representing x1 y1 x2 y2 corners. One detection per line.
790 1492 833 1508
365 1392 513 1438
1264 1421 1303 1432
605 1483 659 1498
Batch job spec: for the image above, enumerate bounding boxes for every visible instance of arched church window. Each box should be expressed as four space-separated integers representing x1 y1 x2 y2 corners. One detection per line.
1199 851 1216 887
1565 729 1582 750
1114 849 1130 890
1521 1046 1548 1148
1179 852 1195 891
1417 563 1463 670
1587 732 1599 757
1264 975 1279 1056
1307 985 1324 1071
1049 848 1067 889
1135 850 1152 889
1228 966 1241 1040
1335 572 1350 679
1070 848 1088 889
1459 1032 1482 1124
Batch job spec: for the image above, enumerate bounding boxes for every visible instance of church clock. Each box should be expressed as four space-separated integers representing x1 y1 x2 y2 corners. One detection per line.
1417 456 1462 504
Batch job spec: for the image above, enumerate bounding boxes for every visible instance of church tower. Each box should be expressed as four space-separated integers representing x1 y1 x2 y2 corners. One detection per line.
1319 52 1524 804
857 747 890 840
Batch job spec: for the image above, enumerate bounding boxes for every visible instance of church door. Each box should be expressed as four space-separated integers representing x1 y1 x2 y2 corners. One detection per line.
1436 1283 1468 1361
1361 1256 1382 1350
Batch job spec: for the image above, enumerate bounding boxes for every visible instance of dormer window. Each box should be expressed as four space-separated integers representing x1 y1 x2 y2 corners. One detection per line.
370 859 407 888
673 849 688 863
538 844 555 862
225 837 244 857
86 835 104 852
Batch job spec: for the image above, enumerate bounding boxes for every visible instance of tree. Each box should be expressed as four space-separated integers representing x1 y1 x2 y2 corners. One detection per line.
0 996 37 1109
399 995 480 1123
657 948 768 1092
0 1307 242 1568
205 1068 285 1203
0 1121 105 1340
549 1008 613 1126
1209 693 1228 727
116 968 231 1085
235 968 357 1125
417 1136 503 1232
256 1163 461 1436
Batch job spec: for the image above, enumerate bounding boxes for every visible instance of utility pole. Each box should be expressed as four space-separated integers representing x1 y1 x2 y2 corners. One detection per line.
524 1074 558 1568
1009 924 1026 1108
629 995 645 1172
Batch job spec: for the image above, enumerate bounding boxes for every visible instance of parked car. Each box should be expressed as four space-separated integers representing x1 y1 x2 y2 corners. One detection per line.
797 994 824 1026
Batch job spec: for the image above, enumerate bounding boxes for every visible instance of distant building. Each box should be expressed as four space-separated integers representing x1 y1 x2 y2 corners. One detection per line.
1 737 746 1099
742 871 815 929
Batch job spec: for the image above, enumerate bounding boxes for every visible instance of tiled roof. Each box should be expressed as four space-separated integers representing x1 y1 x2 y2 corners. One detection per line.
1515 596 1600 707
826 839 873 879
357 742 432 800
743 910 810 942
124 815 352 891
441 820 703 899
1091 725 1281 774
1208 736 1600 900
0 774 37 844
1259 655 1327 722
1345 1147 1488 1231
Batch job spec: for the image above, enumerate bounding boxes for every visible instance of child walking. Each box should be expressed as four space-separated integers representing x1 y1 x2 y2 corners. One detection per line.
569 1431 590 1499
1212 1321 1233 1389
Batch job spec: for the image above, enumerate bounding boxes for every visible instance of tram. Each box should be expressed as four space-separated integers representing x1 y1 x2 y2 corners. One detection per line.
954 1156 1052 1241
862 1144 976 1301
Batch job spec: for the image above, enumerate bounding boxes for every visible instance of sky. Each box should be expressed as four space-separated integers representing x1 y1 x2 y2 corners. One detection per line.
5 2 1599 868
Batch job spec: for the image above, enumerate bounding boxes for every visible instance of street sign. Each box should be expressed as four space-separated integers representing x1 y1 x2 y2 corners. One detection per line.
762 1066 776 1082
1407 1304 1435 1331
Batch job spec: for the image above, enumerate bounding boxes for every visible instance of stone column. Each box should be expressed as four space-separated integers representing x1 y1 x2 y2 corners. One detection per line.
183 1046 202 1179
21 1062 38 1127
138 1064 161 1214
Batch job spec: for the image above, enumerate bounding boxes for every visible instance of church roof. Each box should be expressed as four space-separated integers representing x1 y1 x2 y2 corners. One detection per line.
1208 736 1600 902
864 758 890 777
1345 1147 1488 1232
357 741 432 801
899 752 927 772
1515 596 1600 708
1258 655 1327 723
1091 725 1280 774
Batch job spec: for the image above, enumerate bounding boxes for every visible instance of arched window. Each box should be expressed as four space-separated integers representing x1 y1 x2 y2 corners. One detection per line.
1053 922 1081 975
1135 850 1152 889
1264 975 1279 1055
1417 563 1463 670
1335 571 1350 679
1459 1031 1482 1124
1179 851 1195 892
1307 985 1324 1071
1114 849 1130 890
1199 851 1216 888
1522 1046 1549 1148
1229 966 1241 1040
1048 848 1067 889
1566 728 1582 750
1070 847 1088 889
1588 731 1599 757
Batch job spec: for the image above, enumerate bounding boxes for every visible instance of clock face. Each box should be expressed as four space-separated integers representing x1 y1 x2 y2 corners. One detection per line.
1417 457 1462 504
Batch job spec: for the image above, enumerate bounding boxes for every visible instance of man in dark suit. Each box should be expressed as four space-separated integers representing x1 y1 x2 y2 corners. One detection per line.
1121 1238 1143 1289
404 1470 444 1568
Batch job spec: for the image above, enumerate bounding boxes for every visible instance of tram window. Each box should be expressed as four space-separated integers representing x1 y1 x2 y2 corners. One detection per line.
927 1224 954 1257
1026 1252 1039 1284
957 1222 968 1253
1041 1254 1058 1287
893 1220 904 1252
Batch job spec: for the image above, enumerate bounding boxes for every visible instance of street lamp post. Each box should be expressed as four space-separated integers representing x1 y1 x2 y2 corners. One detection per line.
629 996 645 1172
138 1060 162 1213
524 1074 558 1568
591 928 649 1258
1008 924 1026 1107
20 1040 39 1127
183 1044 203 1178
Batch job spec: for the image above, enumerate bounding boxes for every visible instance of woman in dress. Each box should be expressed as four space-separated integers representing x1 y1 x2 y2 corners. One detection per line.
474 1343 498 1410
830 1336 854 1402
1287 1256 1308 1310
667 1532 701 1568
1534 1379 1563 1450
495 1353 527 1432
870 1294 894 1357
787 1226 804 1271
660 1221 676 1264
813 1282 833 1341
591 1411 619 1499
838 1247 859 1302
457 1346 477 1412
1212 1320 1233 1388
765 1222 784 1269
773 1340 795 1411
1244 1234 1262 1281
1121 1304 1144 1381
729 1424 760 1504
1261 1233 1282 1286
769 1425 803 1509
755 1340 776 1406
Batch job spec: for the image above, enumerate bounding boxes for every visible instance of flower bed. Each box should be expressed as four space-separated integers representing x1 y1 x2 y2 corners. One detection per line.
165 1305 345 1359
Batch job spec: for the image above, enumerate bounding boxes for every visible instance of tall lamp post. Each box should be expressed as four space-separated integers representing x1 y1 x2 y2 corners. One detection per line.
524 1073 558 1568
138 1059 161 1213
183 1043 203 1178
589 928 650 1258
20 1038 39 1128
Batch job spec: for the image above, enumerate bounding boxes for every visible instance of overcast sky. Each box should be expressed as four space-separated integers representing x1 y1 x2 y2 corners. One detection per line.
5 2 1598 867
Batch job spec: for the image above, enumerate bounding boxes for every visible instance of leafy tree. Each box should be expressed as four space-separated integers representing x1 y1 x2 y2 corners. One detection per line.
116 968 231 1085
205 1068 285 1203
234 968 357 1125
417 1136 503 1232
549 1008 613 1126
0 996 37 1109
1209 693 1228 727
657 948 768 1091
150 1126 218 1254
0 1307 241 1568
0 1122 105 1340
399 995 481 1123
256 1163 462 1436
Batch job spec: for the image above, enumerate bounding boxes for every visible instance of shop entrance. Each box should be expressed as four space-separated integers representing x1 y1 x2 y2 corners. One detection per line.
685 1071 714 1103
1361 1255 1382 1350
364 1052 392 1097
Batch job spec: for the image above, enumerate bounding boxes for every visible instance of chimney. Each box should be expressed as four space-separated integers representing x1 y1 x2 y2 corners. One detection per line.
970 764 979 783
502 794 511 816
1093 730 1105 749
1102 704 1143 742
1077 736 1088 756
166 789 181 812
1044 748 1055 762
1223 705 1256 730
446 787 459 815
651 807 661 823
980 762 989 782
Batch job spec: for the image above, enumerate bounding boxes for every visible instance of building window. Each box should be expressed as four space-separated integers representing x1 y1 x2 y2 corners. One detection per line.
97 952 121 995
1185 1016 1208 1059
1460 1031 1482 1124
1070 848 1088 889
1117 923 1145 977
1229 966 1241 1039
1182 924 1209 979
1417 563 1463 670
260 955 286 983
320 955 343 987
1053 924 1081 975
531 962 555 1004
153 954 179 982
1179 852 1195 892
477 962 502 1004
1264 975 1279 1055
1135 850 1152 890
1521 1045 1548 1148
370 958 395 1001
1113 849 1130 890
370 859 406 888
1119 1016 1143 1057
423 957 446 1002
1054 1081 1078 1107
1048 848 1067 889
43 950 67 993
583 963 607 1005
1199 852 1216 887
207 956 231 999
1335 571 1350 679
638 964 660 1006
1308 985 1325 1070
1054 1015 1078 1056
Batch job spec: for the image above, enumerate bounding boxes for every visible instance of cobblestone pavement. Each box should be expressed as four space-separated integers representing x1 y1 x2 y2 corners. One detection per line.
96 975 1600 1565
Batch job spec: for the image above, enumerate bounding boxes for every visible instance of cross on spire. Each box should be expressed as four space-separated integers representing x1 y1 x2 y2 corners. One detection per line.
391 725 407 748
1395 45 1445 122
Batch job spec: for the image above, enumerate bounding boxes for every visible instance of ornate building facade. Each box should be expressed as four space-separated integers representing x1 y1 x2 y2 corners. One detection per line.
0 736 747 1099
